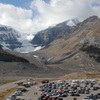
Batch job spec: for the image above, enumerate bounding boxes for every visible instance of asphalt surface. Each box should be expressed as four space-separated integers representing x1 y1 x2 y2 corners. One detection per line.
0 79 26 93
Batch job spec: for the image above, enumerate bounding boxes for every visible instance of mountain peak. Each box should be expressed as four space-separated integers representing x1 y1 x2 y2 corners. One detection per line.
0 24 16 32
83 15 99 22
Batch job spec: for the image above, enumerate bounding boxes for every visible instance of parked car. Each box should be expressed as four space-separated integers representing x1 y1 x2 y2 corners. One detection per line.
83 97 92 100
43 96 49 100
56 97 63 100
38 95 45 100
41 80 49 84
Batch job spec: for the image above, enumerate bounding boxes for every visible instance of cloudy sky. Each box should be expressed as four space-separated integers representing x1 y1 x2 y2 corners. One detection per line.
0 0 100 34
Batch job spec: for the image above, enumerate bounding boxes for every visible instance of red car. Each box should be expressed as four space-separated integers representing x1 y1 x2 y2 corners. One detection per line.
41 94 46 96
40 89 45 92
41 80 49 84
48 97 53 100
43 96 49 100
52 97 58 100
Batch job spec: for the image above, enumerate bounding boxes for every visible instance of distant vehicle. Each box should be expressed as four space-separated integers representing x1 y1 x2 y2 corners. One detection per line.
83 97 92 100
6 94 16 100
41 80 49 84
56 97 63 100
57 80 66 84
38 95 45 100
13 91 22 96
23 83 30 88
43 96 49 100
16 87 27 92
95 93 100 98
16 82 23 86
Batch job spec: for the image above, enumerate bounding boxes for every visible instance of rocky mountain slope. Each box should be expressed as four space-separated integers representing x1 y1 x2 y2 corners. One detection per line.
0 19 80 53
31 16 100 74
0 16 100 78
0 50 67 77
31 19 79 45
0 50 37 76
0 25 22 50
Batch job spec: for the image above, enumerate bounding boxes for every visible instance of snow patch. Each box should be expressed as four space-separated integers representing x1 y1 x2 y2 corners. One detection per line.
1 42 10 50
14 40 35 53
66 18 79 26
33 55 38 58
67 20 76 26
47 57 54 61
27 34 35 41
33 46 45 52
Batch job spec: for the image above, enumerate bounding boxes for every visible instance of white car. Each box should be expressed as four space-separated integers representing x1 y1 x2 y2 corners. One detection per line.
83 97 92 100
57 80 66 83
6 95 16 100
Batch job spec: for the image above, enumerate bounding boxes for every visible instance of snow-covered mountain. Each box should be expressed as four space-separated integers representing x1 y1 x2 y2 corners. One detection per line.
0 24 22 50
31 18 80 46
0 18 80 53
31 16 100 74
0 24 43 53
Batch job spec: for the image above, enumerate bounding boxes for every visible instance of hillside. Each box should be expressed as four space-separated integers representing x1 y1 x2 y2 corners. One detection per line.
0 50 29 62
0 50 67 77
0 16 100 78
31 19 79 45
31 16 100 74
57 72 100 80
0 50 42 76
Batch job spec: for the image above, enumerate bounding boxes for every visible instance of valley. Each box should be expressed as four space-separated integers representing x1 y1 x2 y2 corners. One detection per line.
0 16 99 79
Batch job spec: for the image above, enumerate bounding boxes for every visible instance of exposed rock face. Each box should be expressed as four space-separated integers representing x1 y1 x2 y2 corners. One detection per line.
31 19 80 45
0 16 100 77
0 25 22 50
31 16 100 74
0 44 2 49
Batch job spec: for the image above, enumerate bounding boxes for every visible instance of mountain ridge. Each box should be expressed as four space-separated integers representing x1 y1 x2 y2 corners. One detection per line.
0 24 22 50
0 16 100 77
31 15 100 74
31 18 80 45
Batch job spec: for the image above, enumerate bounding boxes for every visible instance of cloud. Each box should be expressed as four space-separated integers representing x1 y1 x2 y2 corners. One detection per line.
30 0 100 32
0 0 100 35
0 3 33 34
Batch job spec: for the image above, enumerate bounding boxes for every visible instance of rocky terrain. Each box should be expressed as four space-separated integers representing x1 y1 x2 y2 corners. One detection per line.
0 16 100 78
31 19 79 45
0 49 67 78
0 24 40 53
0 24 22 50
31 16 100 75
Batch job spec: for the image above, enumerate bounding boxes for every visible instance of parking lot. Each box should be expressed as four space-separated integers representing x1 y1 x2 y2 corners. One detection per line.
5 79 100 100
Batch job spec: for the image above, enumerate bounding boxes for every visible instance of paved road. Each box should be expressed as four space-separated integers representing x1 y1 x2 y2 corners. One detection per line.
0 79 26 93
17 85 40 100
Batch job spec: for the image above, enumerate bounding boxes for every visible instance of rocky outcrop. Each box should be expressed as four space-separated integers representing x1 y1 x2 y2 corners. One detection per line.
31 19 80 45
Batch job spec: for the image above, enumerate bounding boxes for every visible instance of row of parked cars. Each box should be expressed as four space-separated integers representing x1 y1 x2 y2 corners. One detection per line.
16 81 36 87
6 81 35 100
83 93 100 100
38 79 100 100
6 87 28 100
